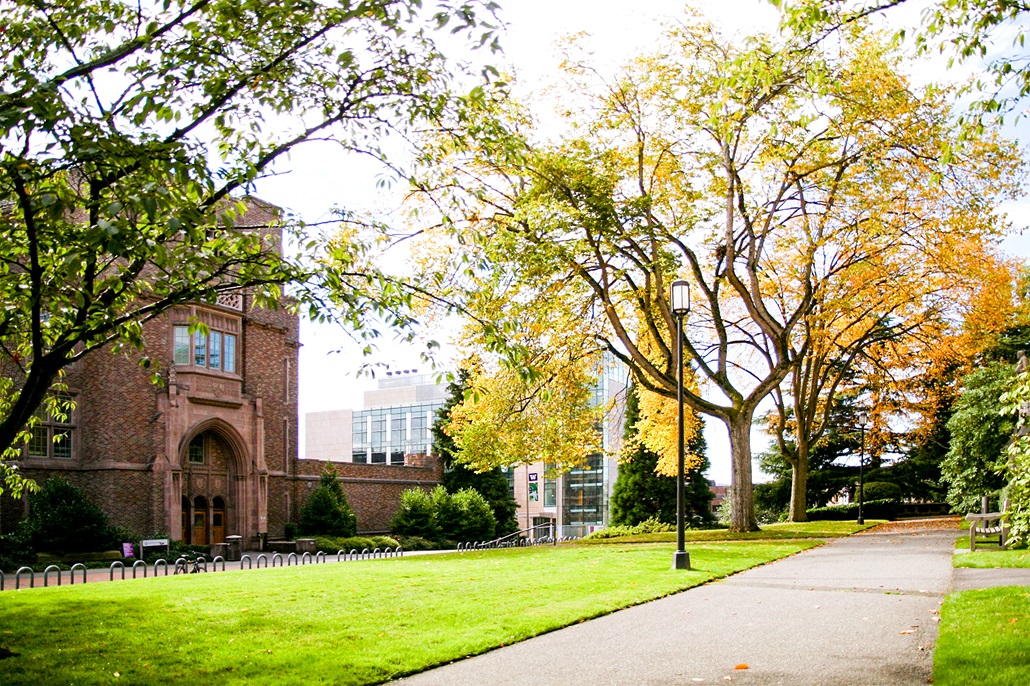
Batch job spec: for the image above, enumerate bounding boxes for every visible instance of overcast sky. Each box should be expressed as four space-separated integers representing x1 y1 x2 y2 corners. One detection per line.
251 1 1030 483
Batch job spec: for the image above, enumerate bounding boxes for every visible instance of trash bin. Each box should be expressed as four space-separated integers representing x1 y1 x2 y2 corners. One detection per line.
225 535 243 562
296 538 317 554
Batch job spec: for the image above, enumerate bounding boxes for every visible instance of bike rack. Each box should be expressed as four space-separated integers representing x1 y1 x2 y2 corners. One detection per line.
69 563 87 585
300 551 311 565
195 556 207 572
257 554 269 569
315 551 326 564
349 549 358 561
287 552 298 566
211 556 226 572
132 560 147 578
153 559 169 576
271 553 283 567
15 566 34 589
109 561 125 581
43 565 61 587
240 555 253 570
0 570 5 591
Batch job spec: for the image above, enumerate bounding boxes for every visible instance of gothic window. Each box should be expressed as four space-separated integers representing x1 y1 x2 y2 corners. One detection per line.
188 435 205 464
173 325 237 373
27 393 75 459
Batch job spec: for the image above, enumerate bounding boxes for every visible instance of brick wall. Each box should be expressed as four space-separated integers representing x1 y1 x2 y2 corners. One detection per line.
287 457 443 534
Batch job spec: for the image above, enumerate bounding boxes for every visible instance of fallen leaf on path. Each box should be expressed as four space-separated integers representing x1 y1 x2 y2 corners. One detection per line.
899 630 914 634
734 664 749 670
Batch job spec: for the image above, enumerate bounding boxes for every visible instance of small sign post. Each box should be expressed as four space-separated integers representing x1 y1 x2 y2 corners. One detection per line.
140 538 171 558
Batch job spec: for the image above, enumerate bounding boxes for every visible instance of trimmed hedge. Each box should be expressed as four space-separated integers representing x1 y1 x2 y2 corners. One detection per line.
805 498 899 521
312 535 399 552
861 481 902 502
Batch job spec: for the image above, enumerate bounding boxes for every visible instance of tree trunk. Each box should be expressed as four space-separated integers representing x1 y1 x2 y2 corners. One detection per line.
727 415 759 532
789 441 809 522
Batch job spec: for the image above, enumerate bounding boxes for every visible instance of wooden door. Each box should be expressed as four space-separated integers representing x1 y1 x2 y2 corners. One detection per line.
193 510 207 546
211 508 225 544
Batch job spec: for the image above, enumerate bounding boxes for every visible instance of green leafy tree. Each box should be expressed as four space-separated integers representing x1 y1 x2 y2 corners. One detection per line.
22 477 119 554
942 362 1016 513
0 0 499 496
775 0 1030 124
433 370 518 535
611 387 713 527
1000 360 1030 542
299 465 357 537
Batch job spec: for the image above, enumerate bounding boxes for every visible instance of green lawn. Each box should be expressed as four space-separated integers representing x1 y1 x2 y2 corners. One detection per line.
953 535 1030 568
933 587 1030 686
580 520 882 544
0 541 819 685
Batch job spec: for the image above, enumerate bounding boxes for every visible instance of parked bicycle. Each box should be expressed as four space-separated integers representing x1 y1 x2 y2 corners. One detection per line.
174 556 206 574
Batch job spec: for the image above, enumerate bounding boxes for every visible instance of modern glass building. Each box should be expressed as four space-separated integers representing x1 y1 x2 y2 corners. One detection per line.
305 371 448 465
350 399 444 464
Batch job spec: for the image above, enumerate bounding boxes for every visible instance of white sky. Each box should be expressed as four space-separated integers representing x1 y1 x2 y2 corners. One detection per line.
251 1 1030 484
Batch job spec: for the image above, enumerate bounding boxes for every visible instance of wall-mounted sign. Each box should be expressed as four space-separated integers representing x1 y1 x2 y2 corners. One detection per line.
528 473 538 482
529 482 539 501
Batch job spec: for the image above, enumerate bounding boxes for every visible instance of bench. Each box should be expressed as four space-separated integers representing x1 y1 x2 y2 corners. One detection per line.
965 497 1010 552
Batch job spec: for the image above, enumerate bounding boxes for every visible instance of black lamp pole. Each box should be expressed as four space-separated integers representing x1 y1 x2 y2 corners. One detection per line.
671 280 691 571
857 411 869 525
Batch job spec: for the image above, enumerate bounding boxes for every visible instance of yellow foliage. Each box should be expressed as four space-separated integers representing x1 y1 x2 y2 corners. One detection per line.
634 387 704 476
444 353 608 470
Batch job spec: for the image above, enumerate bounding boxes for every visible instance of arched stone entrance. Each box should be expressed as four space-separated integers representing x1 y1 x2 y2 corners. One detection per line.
175 421 247 545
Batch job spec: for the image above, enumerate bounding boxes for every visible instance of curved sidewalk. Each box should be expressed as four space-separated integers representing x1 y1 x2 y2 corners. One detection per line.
395 522 959 686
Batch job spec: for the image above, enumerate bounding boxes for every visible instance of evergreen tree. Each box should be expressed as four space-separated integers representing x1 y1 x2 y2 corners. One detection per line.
433 370 518 535
299 464 357 537
611 387 714 526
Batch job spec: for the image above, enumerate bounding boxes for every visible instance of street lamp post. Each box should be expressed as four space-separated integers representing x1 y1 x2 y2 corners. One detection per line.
671 279 691 571
857 411 869 526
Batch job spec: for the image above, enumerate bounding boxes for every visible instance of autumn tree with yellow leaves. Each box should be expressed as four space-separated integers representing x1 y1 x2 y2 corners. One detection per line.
408 16 1020 532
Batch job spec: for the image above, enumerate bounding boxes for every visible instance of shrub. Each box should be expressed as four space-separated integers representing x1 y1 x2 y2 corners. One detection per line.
394 535 439 551
313 535 399 552
0 531 35 572
299 465 357 537
447 488 497 542
582 517 677 540
391 486 498 544
391 487 440 541
805 498 899 521
283 522 300 540
861 481 902 502
22 477 119 555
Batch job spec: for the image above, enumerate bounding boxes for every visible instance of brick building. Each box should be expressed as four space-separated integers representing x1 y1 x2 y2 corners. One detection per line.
1 198 440 544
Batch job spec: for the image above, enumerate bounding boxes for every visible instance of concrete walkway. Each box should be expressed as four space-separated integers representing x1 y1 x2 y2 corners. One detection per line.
953 565 1030 590
395 522 960 686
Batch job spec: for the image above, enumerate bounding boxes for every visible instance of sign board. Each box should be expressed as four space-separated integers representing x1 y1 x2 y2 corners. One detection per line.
140 538 171 556
528 473 538 482
529 482 539 502
121 542 135 559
